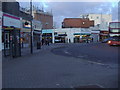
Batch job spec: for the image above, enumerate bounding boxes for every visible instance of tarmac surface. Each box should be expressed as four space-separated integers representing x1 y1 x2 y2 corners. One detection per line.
2 43 118 88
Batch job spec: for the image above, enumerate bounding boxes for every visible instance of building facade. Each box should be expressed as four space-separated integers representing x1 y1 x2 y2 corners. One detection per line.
0 11 2 51
32 19 42 47
80 14 112 25
2 1 20 17
2 13 21 57
80 14 112 41
42 28 99 43
19 10 33 48
62 18 94 28
80 14 112 30
33 10 53 29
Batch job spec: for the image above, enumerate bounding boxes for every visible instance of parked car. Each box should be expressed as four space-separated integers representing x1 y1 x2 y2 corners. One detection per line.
107 37 120 46
102 38 113 43
55 39 61 43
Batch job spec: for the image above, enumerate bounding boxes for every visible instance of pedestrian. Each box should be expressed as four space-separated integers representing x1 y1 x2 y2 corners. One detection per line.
86 38 89 43
47 38 50 46
92 38 93 42
69 39 71 43
42 39 43 45
45 39 47 45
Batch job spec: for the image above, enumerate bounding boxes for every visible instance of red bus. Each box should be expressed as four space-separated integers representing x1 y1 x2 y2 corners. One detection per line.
107 22 120 45
109 22 120 36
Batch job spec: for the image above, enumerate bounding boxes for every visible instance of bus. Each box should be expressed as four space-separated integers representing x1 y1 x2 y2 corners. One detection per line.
107 22 120 45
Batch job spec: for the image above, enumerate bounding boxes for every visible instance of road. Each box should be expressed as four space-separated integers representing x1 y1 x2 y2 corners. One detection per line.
2 43 119 88
51 42 119 65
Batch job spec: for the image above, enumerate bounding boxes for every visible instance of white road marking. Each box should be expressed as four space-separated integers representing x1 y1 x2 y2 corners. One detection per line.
64 50 71 55
87 61 112 68
56 84 60 86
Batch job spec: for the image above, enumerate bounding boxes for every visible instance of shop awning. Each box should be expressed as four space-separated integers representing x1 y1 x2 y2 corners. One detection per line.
33 30 42 34
74 33 91 35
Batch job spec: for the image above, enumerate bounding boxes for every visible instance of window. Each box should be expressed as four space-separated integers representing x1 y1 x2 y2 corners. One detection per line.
109 23 120 28
96 16 99 19
82 22 85 25
110 29 120 33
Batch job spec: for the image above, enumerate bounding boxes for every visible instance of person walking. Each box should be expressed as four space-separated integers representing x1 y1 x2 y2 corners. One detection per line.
42 39 44 45
47 38 50 46
45 39 47 45
86 38 89 43
91 37 93 42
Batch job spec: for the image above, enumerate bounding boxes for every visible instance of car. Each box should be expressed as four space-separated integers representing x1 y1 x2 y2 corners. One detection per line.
107 37 120 46
101 38 113 43
55 39 61 43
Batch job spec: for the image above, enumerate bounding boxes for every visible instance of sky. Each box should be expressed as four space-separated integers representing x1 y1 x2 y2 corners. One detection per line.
18 0 119 28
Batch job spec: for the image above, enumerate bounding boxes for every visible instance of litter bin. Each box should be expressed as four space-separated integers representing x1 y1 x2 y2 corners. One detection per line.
37 42 41 49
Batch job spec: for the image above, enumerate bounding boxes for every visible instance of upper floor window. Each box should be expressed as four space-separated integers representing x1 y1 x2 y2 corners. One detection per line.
82 22 85 25
96 16 99 19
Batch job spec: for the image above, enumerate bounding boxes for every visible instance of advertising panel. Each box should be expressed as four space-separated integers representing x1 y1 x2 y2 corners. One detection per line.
3 13 21 28
32 20 42 31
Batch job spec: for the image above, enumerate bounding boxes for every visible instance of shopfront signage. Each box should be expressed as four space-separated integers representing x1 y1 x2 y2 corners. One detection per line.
32 20 42 31
23 20 31 29
42 29 53 33
3 13 21 28
74 33 91 35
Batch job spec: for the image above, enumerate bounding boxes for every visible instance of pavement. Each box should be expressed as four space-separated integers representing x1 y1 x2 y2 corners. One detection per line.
2 43 118 88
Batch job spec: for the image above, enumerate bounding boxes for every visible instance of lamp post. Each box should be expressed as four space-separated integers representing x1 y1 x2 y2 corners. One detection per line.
30 0 33 54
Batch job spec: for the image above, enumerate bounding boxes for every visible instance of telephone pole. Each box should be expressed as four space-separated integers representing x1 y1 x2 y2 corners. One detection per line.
30 0 33 54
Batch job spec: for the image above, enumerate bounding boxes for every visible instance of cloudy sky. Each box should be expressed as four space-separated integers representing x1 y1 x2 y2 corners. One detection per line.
18 0 119 28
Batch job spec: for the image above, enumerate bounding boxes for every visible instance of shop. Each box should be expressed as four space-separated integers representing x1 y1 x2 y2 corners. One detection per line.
91 30 100 42
100 31 109 41
74 33 91 43
21 19 31 48
54 32 67 43
32 20 42 47
2 13 21 57
42 29 54 44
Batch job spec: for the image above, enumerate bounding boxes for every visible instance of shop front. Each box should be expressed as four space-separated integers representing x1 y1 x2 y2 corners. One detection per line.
32 20 42 47
74 33 91 43
42 29 53 44
100 31 109 41
91 30 100 42
2 13 21 57
54 32 67 43
21 19 31 48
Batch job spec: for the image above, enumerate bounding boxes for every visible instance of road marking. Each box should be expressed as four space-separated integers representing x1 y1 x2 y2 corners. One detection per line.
56 84 60 86
77 55 86 58
64 50 71 55
87 61 106 66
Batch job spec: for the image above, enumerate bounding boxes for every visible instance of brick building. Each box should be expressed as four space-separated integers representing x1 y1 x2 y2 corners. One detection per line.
33 10 53 29
62 18 94 28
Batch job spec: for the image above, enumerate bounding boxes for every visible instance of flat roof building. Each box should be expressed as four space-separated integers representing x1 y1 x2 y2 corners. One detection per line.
62 18 94 28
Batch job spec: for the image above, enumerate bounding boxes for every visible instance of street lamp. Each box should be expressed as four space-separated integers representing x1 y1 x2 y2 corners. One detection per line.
30 0 33 54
